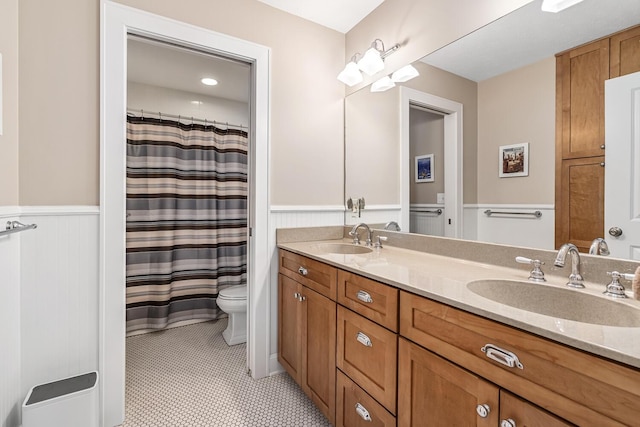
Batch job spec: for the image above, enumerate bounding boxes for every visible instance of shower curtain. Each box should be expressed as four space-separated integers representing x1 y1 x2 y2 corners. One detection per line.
125 115 248 333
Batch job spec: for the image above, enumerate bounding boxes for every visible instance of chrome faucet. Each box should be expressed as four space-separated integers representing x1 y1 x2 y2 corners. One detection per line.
384 221 401 231
349 223 372 246
554 243 584 288
589 238 610 256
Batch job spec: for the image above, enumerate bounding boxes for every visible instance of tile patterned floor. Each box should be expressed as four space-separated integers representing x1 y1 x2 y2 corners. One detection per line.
121 319 331 426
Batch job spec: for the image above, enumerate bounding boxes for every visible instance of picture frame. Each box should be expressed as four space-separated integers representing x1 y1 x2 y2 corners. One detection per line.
499 142 529 178
415 154 434 183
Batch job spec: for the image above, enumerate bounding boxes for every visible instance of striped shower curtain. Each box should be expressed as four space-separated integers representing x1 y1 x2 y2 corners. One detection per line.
125 116 248 333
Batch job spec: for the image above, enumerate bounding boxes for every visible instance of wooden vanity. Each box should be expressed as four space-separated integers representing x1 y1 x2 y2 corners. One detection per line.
277 248 640 427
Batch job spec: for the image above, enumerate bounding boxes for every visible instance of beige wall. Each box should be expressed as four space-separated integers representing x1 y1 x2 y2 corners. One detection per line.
0 0 19 206
345 0 533 95
477 57 555 204
17 0 345 206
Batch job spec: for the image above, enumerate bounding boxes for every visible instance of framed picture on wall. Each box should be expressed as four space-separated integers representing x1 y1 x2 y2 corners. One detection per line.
415 154 434 183
499 143 529 178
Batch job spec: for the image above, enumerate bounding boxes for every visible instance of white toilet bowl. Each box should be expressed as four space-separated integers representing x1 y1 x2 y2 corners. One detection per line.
217 285 247 345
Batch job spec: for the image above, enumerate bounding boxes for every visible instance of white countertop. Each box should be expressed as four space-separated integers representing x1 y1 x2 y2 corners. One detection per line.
278 239 640 369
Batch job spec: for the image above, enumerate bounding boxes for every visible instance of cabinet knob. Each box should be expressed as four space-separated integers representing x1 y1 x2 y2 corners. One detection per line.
501 419 517 427
476 404 491 418
298 266 308 276
600 144 606 149
298 295 306 302
355 403 372 422
293 292 300 299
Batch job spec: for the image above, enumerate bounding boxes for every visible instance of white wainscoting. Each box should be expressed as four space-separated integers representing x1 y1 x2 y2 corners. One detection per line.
344 204 402 228
268 206 344 374
0 207 22 427
410 204 445 236
467 204 555 251
19 207 100 402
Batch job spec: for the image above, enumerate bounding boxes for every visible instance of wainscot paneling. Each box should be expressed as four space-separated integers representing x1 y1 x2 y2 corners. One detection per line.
19 207 100 402
470 204 555 251
0 207 22 427
344 204 401 227
410 204 445 236
268 206 344 374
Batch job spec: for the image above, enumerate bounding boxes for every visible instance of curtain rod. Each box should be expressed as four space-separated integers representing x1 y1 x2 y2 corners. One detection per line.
126 108 248 130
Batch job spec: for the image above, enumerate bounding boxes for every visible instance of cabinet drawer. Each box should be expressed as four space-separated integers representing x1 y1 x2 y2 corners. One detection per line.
336 370 396 427
400 291 640 426
279 249 337 300
337 305 397 414
338 270 398 331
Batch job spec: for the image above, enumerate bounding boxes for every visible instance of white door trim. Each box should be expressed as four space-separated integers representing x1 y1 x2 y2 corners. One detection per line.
100 2 271 426
400 87 463 237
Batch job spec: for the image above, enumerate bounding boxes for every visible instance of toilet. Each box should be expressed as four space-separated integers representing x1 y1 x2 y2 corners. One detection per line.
217 285 247 345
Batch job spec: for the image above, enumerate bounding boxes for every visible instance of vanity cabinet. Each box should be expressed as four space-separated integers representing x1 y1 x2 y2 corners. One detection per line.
277 250 337 425
400 290 640 426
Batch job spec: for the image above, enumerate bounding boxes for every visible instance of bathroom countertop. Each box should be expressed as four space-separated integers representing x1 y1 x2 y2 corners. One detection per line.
278 238 640 370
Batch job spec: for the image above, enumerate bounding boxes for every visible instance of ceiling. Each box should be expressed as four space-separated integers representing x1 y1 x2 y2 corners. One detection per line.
421 0 640 82
127 38 251 103
256 0 385 33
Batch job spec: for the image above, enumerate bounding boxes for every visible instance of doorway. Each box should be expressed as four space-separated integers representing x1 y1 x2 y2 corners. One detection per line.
101 3 270 426
400 87 463 238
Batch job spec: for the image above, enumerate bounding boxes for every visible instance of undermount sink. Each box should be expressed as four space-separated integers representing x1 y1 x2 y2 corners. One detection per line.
316 243 373 255
467 279 640 327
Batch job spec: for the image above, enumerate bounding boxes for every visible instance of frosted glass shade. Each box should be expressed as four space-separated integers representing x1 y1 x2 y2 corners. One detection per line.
391 64 420 83
337 61 363 87
371 76 395 92
357 47 385 76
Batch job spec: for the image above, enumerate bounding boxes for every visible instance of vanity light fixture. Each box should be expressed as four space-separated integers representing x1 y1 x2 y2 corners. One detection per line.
337 55 364 87
391 64 420 83
541 0 584 12
338 39 400 86
201 77 218 86
371 75 396 93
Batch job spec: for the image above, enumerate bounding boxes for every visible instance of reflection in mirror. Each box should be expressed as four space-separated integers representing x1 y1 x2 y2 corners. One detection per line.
344 0 640 260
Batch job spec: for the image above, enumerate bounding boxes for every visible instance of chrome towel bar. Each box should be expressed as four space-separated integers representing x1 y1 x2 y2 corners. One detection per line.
484 210 542 218
0 220 38 237
410 208 443 215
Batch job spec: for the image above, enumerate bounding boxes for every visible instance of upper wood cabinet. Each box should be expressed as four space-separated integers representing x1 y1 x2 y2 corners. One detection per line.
556 39 609 160
610 25 640 78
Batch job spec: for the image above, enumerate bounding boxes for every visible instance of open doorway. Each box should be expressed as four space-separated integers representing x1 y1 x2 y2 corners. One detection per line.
101 3 271 426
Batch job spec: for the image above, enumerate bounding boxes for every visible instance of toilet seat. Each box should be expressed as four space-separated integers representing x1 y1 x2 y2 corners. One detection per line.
218 286 247 300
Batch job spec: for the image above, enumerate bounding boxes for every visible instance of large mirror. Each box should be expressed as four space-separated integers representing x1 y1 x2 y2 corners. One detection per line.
344 0 640 259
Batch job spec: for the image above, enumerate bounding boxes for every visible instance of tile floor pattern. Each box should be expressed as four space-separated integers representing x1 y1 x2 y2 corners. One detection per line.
122 319 331 427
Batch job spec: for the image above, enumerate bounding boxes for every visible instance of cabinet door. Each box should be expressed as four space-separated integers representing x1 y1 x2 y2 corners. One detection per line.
610 25 640 78
278 274 301 381
301 286 336 425
557 39 609 159
398 338 499 427
555 156 605 252
500 391 575 427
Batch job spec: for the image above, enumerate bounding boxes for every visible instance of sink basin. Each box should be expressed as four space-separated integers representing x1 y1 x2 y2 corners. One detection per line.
467 279 640 327
316 243 373 255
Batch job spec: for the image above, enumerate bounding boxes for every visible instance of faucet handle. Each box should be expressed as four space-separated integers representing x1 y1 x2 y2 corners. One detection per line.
515 256 546 282
373 235 388 249
348 229 360 245
604 271 634 298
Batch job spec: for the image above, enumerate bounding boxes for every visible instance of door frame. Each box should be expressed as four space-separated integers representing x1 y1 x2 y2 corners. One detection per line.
100 2 271 426
400 87 463 237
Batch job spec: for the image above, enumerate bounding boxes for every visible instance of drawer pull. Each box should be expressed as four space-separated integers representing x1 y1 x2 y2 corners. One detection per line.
476 404 491 418
355 403 372 422
501 419 516 427
298 266 308 276
356 290 374 303
481 344 524 369
356 331 372 347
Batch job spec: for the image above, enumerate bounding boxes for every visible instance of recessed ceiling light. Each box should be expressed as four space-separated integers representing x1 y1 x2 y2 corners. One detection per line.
201 78 218 86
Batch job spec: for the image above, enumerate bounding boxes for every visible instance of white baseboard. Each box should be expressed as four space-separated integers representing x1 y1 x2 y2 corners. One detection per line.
269 353 284 376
